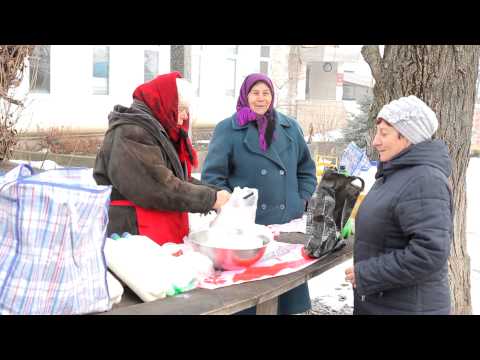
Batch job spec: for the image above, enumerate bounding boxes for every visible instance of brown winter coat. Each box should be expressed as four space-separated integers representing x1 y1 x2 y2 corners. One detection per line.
93 100 217 237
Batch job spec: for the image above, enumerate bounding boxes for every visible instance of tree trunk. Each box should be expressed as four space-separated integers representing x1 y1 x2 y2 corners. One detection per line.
286 45 301 119
362 45 480 315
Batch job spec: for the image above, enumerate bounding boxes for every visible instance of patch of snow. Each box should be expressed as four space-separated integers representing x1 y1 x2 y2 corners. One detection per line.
308 259 354 312
306 130 343 143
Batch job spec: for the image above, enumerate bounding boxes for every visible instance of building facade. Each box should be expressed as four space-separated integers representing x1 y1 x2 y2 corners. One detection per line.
17 45 372 140
18 45 171 132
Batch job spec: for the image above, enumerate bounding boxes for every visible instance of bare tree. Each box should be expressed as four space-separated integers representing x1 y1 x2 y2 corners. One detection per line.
362 45 480 314
271 45 305 119
0 45 35 161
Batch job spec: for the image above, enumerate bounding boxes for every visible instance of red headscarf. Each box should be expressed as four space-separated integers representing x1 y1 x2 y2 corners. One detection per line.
132 71 198 176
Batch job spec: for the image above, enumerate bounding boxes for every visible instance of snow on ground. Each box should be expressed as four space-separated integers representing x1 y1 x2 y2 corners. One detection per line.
307 259 354 313
308 157 480 315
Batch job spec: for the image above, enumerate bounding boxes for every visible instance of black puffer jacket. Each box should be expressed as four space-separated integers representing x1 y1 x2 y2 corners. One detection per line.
353 140 453 315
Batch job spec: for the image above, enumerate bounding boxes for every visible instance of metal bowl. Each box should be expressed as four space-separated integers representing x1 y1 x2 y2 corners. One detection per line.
186 228 271 271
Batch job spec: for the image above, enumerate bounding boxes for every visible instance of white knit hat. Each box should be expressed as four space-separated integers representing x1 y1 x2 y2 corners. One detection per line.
176 78 195 109
377 95 439 144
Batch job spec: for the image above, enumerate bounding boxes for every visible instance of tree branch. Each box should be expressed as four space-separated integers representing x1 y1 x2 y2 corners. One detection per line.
361 45 383 83
0 89 24 106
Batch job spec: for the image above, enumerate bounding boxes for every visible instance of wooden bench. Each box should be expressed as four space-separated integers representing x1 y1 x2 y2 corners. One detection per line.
102 233 353 315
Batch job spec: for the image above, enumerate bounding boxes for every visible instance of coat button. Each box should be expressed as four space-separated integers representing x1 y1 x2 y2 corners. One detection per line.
279 204 285 210
279 170 285 176
261 169 267 175
261 204 267 210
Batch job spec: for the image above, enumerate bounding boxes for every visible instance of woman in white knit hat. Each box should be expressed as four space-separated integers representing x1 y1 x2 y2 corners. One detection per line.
345 95 454 315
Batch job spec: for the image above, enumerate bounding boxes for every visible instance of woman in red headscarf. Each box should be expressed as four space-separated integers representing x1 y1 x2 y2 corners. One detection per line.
94 72 230 245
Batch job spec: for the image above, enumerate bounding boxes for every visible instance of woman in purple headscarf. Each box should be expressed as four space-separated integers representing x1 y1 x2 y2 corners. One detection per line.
202 73 317 314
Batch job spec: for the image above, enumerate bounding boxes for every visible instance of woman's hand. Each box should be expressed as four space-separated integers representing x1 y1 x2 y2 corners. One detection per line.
345 266 356 288
213 190 231 210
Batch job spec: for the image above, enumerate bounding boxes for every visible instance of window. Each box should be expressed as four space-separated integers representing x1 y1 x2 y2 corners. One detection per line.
260 45 270 58
188 46 203 97
144 50 159 82
226 45 238 57
193 46 203 97
30 45 50 93
93 46 109 95
342 84 355 100
259 45 270 76
225 58 237 96
225 45 238 96
260 61 269 75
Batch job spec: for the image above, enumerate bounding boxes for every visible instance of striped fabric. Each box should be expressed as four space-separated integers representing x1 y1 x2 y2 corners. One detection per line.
0 165 112 315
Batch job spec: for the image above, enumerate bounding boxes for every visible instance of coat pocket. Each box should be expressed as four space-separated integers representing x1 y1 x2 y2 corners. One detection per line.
376 285 419 311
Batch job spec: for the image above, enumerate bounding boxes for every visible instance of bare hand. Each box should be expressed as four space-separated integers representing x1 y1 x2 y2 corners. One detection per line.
345 266 356 288
213 190 231 210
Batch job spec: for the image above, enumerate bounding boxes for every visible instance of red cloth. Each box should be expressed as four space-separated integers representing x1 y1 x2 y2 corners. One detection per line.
132 71 198 176
110 200 188 245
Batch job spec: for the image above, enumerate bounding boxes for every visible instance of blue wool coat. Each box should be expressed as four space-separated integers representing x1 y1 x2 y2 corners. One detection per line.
201 111 317 226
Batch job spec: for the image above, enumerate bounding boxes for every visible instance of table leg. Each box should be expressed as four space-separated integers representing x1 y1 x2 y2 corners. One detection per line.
256 297 278 315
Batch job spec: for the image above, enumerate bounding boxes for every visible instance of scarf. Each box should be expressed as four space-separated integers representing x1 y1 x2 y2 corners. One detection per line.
236 73 275 152
132 71 198 176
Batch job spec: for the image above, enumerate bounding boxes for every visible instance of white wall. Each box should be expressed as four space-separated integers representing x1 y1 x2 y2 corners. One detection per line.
18 45 170 132
192 45 266 127
17 45 280 132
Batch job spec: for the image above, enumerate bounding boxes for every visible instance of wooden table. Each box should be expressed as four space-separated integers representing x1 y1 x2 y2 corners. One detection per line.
102 233 353 315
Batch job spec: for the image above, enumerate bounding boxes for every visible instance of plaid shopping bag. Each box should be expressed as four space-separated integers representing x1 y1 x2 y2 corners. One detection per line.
0 164 112 314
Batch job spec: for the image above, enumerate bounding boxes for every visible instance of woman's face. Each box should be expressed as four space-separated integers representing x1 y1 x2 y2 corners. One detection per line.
372 119 411 162
177 104 189 126
247 82 272 115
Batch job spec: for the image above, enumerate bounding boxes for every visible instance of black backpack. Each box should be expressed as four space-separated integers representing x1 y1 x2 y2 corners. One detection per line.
304 168 364 258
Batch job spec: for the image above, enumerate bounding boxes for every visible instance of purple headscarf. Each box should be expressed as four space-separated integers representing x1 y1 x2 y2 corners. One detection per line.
236 73 275 152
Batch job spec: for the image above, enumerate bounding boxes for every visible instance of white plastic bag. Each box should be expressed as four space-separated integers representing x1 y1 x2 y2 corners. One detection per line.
104 235 176 302
204 225 267 249
188 212 217 233
106 271 124 305
104 235 214 302
199 187 274 250
210 187 258 229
